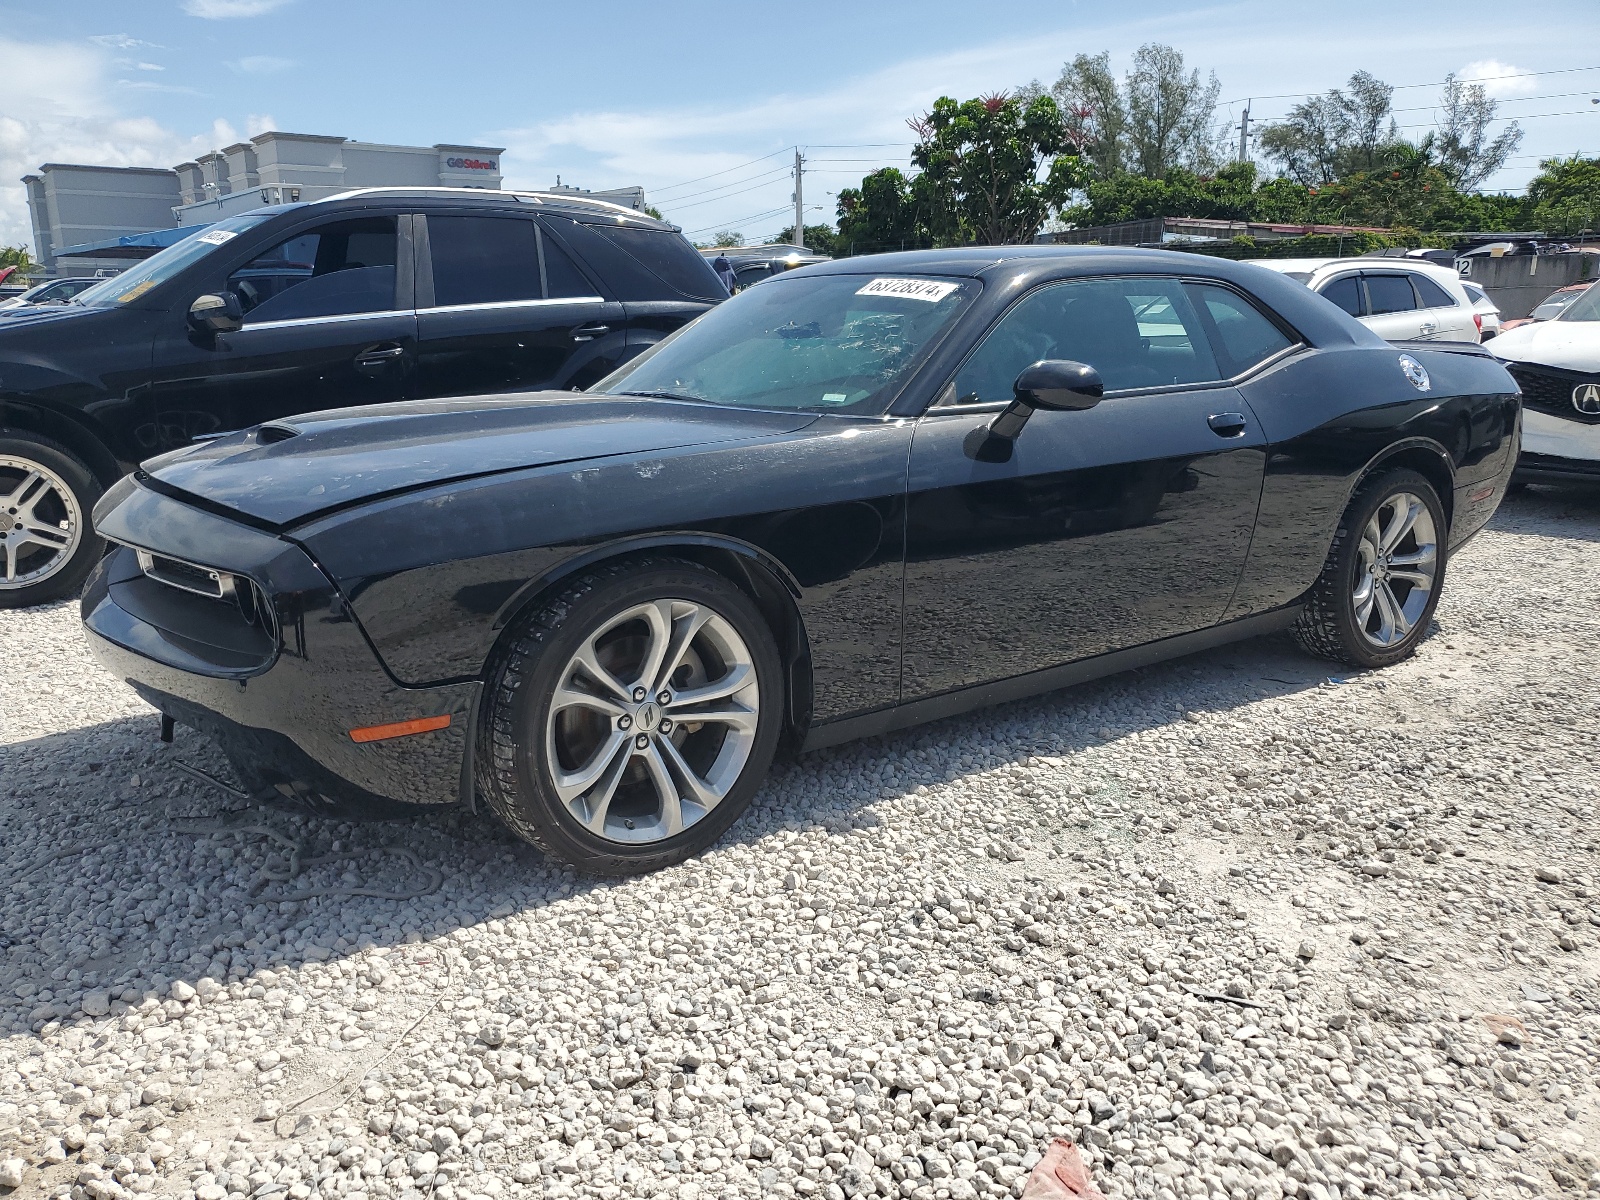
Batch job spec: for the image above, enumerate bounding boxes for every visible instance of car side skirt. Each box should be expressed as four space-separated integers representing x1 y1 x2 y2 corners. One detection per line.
801 605 1303 752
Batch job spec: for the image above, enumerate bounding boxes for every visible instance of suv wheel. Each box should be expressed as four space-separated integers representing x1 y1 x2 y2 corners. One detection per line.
0 433 104 608
1293 468 1447 668
479 558 784 875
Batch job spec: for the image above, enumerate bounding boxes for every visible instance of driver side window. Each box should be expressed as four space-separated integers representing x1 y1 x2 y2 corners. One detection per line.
947 276 1219 403
226 216 398 325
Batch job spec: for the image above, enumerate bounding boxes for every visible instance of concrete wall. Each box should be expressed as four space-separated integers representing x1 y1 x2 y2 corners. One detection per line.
1460 252 1599 320
19 165 181 270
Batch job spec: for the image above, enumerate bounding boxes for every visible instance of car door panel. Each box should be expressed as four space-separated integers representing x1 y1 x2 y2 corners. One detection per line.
149 213 414 448
902 389 1266 701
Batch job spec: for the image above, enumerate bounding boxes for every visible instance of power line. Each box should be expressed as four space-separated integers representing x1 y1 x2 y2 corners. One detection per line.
653 165 792 207
662 173 801 215
683 203 794 237
651 147 794 197
1221 64 1600 107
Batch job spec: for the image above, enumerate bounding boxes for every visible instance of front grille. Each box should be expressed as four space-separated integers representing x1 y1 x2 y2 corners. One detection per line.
132 548 278 643
1503 362 1600 426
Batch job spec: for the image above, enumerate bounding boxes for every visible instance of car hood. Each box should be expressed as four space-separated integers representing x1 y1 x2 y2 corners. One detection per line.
0 301 103 329
1490 320 1600 371
140 393 817 528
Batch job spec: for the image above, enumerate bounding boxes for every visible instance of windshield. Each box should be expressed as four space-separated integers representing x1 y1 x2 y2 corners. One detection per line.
591 272 976 413
1554 283 1600 322
73 214 275 308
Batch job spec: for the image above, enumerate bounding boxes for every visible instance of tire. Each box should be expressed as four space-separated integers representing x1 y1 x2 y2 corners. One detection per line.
0 432 106 609
1293 468 1448 669
478 557 785 875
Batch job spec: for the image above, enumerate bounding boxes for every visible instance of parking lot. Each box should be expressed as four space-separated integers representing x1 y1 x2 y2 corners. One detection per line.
2 485 1598 1200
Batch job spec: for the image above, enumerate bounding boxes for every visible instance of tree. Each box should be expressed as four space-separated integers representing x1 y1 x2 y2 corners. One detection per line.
1123 43 1223 177
836 167 930 254
710 230 744 248
1435 73 1522 191
766 224 838 255
0 246 38 277
1259 71 1397 185
642 204 665 220
909 92 1085 245
1528 154 1600 235
1050 52 1127 176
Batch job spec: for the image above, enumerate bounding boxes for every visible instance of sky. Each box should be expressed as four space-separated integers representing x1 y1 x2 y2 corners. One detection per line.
3 0 1598 251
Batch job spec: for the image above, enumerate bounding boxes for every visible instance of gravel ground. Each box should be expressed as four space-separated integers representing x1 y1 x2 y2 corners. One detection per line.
2 486 1599 1200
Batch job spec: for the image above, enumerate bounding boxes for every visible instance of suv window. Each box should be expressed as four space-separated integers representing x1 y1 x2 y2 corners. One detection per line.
593 225 728 301
950 277 1220 402
429 215 541 308
1319 275 1363 316
1412 274 1458 308
540 234 595 299
1188 283 1295 375
229 216 397 324
1365 274 1417 315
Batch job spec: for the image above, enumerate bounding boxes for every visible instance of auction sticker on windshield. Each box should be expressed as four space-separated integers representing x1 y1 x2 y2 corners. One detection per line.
856 278 960 303
197 229 238 246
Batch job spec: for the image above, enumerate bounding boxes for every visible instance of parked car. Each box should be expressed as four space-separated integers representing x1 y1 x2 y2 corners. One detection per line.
82 246 1520 875
0 276 102 311
701 244 832 291
1490 281 1600 485
1500 281 1593 332
1462 281 1501 339
0 187 727 607
1256 258 1482 342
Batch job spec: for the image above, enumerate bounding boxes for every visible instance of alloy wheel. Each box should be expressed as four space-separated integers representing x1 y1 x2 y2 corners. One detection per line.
543 598 760 845
1352 491 1438 648
0 456 83 590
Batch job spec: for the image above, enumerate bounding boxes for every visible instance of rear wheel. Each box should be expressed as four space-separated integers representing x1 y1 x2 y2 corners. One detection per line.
1293 468 1447 668
479 558 784 875
0 433 104 608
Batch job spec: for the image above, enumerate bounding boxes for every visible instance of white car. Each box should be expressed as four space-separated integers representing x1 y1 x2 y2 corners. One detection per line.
1462 281 1501 339
1254 258 1482 342
1489 281 1600 485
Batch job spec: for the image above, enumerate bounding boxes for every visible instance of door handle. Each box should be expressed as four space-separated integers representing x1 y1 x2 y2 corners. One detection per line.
356 344 407 370
1418 321 1437 336
1207 412 1248 437
571 324 610 342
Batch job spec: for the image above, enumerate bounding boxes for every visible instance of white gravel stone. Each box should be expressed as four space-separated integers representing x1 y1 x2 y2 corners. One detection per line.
4 490 1600 1200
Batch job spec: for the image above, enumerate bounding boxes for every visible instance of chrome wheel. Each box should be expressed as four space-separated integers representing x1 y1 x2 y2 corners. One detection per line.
0 456 83 589
1352 491 1438 648
543 598 760 845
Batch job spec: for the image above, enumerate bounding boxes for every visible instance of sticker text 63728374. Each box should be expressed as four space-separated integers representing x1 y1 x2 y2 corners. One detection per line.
855 278 960 303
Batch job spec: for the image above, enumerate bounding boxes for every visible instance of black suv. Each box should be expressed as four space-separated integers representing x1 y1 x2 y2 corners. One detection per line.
0 187 727 607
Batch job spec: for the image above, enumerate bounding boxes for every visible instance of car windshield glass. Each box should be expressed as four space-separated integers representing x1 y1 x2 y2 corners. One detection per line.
591 273 976 413
1555 283 1600 322
72 214 275 307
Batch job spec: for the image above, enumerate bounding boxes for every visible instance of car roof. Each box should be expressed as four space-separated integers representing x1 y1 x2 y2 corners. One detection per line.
800 244 1293 280
263 187 679 231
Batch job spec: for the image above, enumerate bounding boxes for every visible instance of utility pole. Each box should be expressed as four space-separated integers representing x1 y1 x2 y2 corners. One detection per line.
793 148 805 250
1237 102 1252 164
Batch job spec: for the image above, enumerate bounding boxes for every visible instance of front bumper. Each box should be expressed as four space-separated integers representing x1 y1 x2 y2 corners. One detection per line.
82 479 479 815
1515 408 1600 482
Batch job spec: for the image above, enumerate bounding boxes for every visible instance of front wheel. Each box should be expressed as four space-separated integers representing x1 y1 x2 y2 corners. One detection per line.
0 433 105 608
1293 468 1447 668
478 558 784 875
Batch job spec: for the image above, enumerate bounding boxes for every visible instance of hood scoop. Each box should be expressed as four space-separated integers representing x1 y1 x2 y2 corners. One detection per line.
255 424 300 445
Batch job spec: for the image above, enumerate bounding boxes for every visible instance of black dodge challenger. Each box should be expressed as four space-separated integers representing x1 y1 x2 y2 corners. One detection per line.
82 247 1521 874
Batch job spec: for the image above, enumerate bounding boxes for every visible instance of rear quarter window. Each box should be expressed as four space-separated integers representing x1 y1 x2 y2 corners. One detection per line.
554 220 729 302
1412 274 1459 308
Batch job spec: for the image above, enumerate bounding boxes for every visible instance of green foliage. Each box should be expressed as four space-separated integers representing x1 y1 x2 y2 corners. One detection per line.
1049 45 1221 177
835 168 934 255
910 92 1087 245
0 246 38 276
1064 161 1260 224
1528 154 1600 236
642 204 664 220
765 224 839 255
710 230 744 248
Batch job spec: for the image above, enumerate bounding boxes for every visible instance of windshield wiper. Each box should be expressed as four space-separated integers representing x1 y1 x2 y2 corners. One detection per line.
619 390 712 404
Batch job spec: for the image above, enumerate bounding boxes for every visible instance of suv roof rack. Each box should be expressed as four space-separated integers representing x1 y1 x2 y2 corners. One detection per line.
318 186 649 220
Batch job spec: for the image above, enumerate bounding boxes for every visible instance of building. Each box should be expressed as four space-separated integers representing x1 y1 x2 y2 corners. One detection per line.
24 131 507 275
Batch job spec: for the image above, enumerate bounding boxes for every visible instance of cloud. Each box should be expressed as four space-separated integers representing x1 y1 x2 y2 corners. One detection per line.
90 34 163 50
1458 60 1538 98
0 37 262 249
133 62 166 72
246 113 278 137
181 0 293 18
231 55 294 75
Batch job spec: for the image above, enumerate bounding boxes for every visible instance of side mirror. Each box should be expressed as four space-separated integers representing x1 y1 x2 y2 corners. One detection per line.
188 292 243 335
988 359 1103 440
